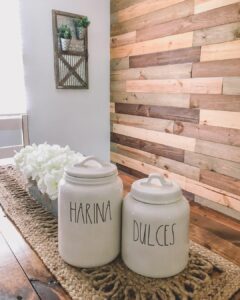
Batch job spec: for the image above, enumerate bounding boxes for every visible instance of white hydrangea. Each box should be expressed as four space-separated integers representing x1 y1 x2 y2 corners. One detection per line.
14 143 84 200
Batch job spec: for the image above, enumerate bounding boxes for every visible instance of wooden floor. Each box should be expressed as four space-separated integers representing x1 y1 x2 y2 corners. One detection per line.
0 170 239 300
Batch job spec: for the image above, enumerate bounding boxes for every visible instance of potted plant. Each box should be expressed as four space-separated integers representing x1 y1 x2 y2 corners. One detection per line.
58 24 72 51
74 16 90 39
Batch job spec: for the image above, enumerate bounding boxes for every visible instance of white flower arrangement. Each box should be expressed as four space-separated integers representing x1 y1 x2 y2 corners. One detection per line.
14 143 84 200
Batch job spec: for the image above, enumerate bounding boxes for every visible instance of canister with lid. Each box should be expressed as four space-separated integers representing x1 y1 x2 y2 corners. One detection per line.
58 156 123 267
122 173 190 278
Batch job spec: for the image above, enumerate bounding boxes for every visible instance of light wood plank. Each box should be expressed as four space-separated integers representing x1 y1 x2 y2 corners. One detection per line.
111 92 191 107
111 31 193 59
193 22 240 46
200 110 240 129
112 123 196 151
195 139 240 163
111 0 185 24
111 0 142 13
194 0 240 14
111 152 240 211
111 113 174 132
111 63 192 80
111 31 136 48
184 151 240 180
111 57 129 71
110 81 126 92
111 142 200 179
0 145 22 159
223 77 240 95
110 103 115 113
126 77 223 94
200 40 240 62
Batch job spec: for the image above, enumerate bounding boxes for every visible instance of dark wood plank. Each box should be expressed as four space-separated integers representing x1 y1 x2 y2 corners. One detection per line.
111 132 185 162
200 169 240 197
129 47 201 68
0 233 39 300
173 121 240 146
190 94 240 112
192 59 240 78
115 103 200 123
0 208 71 300
136 2 240 42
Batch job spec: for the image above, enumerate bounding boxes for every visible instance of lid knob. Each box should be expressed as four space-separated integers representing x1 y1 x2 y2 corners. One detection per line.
74 156 106 168
142 173 172 187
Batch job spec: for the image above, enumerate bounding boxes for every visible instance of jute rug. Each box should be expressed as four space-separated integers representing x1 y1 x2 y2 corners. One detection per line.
0 166 239 300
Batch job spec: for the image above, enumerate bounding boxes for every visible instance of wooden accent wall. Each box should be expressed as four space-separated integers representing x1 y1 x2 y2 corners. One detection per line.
110 0 240 218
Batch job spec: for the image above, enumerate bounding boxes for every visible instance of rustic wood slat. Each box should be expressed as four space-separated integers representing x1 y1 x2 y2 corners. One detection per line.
111 31 193 59
0 233 39 300
129 47 201 68
223 77 240 95
111 113 175 132
190 94 240 111
111 142 200 179
192 59 240 78
195 139 240 163
111 152 240 211
0 145 22 159
200 169 240 196
115 103 200 123
184 151 240 180
110 103 115 113
174 121 240 146
111 92 191 107
201 40 240 62
111 57 129 70
111 132 185 162
200 109 240 129
126 78 223 94
193 22 240 47
111 0 142 13
111 80 126 92
136 3 240 42
111 63 192 80
194 0 240 14
111 31 136 48
112 123 196 151
111 0 185 24
111 0 194 36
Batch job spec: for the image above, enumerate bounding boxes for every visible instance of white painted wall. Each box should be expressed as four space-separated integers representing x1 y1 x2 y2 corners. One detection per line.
20 0 110 161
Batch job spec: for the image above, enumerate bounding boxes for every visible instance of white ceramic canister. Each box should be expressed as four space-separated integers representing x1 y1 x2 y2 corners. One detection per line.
58 156 123 267
122 173 190 278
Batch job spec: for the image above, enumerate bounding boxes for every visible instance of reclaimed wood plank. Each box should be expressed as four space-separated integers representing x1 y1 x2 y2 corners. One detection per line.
184 151 240 180
115 103 200 123
110 80 126 92
223 77 240 95
136 3 240 42
193 22 240 46
111 57 129 71
111 113 174 132
126 78 223 94
200 169 240 196
111 32 193 59
190 94 240 111
110 103 115 113
129 47 201 68
111 152 240 211
111 31 136 48
194 0 240 14
174 121 240 146
111 132 185 161
111 0 185 24
195 139 240 163
200 109 240 129
0 233 39 300
111 63 192 80
111 92 191 108
111 0 142 13
192 59 240 78
111 142 200 179
201 40 240 62
112 123 196 151
111 0 194 36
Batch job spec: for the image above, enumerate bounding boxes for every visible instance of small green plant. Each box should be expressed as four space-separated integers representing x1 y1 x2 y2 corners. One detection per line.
58 25 72 39
74 16 90 28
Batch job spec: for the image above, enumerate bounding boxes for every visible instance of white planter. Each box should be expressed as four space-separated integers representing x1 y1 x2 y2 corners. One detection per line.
58 156 123 268
76 27 86 39
122 173 190 278
60 38 71 51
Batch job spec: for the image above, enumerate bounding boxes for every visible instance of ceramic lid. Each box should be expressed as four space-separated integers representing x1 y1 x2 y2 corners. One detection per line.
65 156 118 179
130 173 182 204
